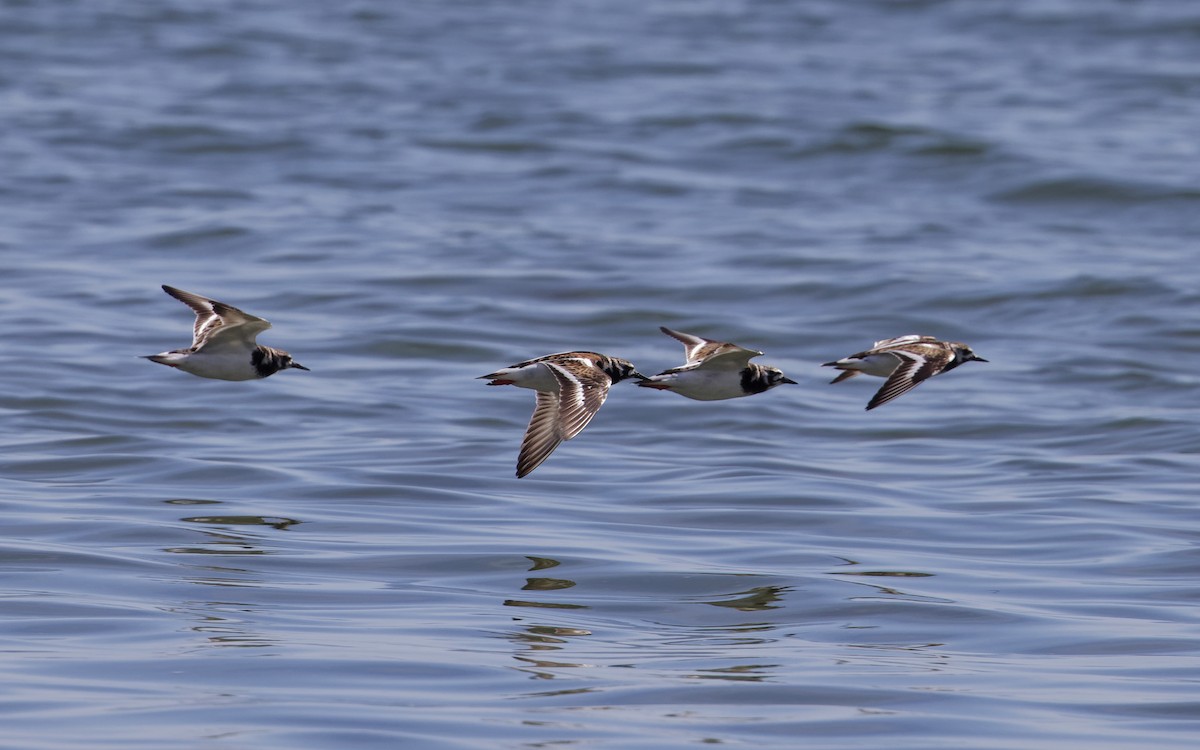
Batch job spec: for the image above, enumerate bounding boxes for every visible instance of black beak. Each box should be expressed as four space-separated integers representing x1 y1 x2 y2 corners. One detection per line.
291 362 311 371
780 376 798 384
973 357 988 363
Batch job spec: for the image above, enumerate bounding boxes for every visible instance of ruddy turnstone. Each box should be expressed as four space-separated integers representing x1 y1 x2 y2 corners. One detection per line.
823 334 986 410
638 326 796 400
479 351 644 478
144 285 310 381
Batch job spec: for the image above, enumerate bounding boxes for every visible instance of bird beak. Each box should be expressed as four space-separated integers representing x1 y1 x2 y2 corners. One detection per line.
973 357 989 363
780 376 798 384
291 362 311 371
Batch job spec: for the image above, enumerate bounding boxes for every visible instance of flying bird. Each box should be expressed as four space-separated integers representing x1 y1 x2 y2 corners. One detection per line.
480 351 644 477
823 334 985 410
144 285 309 381
638 326 796 400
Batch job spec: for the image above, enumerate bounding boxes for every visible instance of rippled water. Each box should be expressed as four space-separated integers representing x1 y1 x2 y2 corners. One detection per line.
3 1 1199 748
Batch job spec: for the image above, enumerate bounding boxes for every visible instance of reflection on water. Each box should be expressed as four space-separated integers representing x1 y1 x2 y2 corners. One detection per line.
830 568 953 602
493 553 1027 688
832 570 935 577
166 600 278 650
501 559 793 685
511 626 594 645
522 576 575 592
513 655 590 681
504 555 587 610
158 499 297 649
525 556 561 571
164 498 302 562
505 557 596 681
689 663 778 683
704 585 788 611
508 624 594 680
505 599 589 610
181 515 301 532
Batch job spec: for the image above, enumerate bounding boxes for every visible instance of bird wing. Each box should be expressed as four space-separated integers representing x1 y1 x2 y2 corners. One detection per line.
659 326 760 369
865 347 947 410
514 359 612 477
872 334 936 350
545 359 612 440
162 285 271 349
516 390 566 478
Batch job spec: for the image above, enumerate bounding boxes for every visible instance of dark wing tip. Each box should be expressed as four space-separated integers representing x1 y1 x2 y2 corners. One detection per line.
865 387 899 410
828 370 857 385
161 284 199 300
515 441 559 478
161 285 212 311
658 326 690 343
868 374 912 410
514 391 567 478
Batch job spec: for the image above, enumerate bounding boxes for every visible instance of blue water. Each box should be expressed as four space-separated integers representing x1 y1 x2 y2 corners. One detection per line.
3 1 1199 748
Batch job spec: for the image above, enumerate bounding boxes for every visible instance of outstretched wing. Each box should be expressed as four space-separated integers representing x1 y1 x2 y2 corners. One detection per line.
516 391 566 478
872 334 936 350
162 285 271 349
514 358 613 478
865 347 947 410
545 359 612 440
659 326 760 370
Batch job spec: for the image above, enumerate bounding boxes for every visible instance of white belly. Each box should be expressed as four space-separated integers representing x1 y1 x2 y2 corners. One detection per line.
646 370 748 401
173 351 260 381
838 353 901 378
490 362 561 391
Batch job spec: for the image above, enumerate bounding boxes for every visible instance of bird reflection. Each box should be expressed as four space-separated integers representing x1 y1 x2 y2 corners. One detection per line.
703 585 789 611
163 499 302 566
504 555 591 681
502 557 795 687
522 576 575 592
159 498 302 650
168 600 277 649
688 663 780 683
525 555 560 571
503 598 588 610
503 555 587 610
829 568 949 602
182 514 300 532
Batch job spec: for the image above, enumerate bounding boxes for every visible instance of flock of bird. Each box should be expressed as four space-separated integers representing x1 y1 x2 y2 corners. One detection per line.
145 285 988 477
